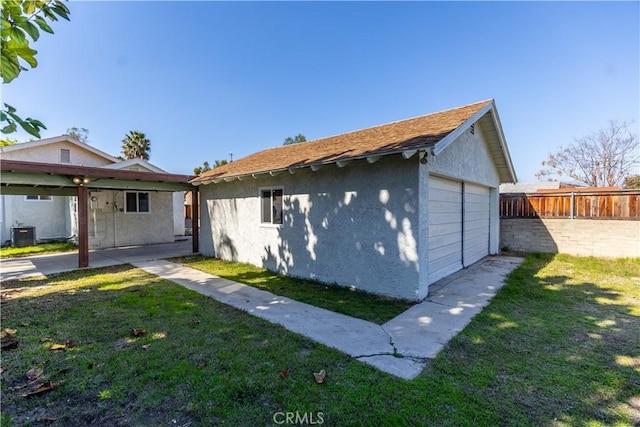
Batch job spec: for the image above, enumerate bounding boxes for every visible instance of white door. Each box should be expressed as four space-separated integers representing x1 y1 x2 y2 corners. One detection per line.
428 176 463 283
463 183 490 266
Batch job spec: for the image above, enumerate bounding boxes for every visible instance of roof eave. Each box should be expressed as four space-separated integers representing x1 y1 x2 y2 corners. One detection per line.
191 147 432 185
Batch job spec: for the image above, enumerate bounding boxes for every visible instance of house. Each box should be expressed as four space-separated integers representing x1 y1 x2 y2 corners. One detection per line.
0 135 185 249
191 100 517 300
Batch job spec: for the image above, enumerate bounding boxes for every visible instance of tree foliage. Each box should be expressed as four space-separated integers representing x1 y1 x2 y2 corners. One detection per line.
283 134 307 146
193 159 228 175
121 131 151 161
623 175 640 189
1 0 70 138
536 121 639 187
66 126 88 143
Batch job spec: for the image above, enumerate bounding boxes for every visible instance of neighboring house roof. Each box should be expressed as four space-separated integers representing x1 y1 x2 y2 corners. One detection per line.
499 181 588 193
191 99 516 185
103 158 167 173
0 135 119 163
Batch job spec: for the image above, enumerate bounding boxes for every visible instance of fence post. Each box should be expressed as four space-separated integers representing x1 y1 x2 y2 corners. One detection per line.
570 192 575 220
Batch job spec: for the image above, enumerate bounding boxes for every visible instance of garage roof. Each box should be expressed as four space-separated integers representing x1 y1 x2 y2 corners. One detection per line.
192 99 516 185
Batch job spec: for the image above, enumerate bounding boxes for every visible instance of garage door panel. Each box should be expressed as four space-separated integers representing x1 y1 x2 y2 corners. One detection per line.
463 183 490 266
428 176 462 284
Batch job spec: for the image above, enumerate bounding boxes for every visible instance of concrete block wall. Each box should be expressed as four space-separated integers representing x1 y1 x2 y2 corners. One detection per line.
500 218 640 258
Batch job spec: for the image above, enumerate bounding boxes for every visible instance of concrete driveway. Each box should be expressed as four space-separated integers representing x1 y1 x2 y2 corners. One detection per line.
0 237 195 282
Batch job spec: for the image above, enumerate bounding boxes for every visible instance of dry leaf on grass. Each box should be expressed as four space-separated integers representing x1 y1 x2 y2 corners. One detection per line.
132 328 147 337
49 343 66 351
142 344 150 350
26 366 44 381
197 360 207 369
21 380 64 398
1 329 18 350
279 369 289 378
313 369 326 384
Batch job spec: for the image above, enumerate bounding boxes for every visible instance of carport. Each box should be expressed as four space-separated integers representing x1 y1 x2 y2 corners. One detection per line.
0 159 198 267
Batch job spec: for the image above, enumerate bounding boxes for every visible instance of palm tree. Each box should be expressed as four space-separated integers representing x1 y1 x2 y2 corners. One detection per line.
121 131 151 160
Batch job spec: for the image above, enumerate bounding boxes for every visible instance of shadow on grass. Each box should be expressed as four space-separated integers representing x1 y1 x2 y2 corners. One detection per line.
439 252 640 425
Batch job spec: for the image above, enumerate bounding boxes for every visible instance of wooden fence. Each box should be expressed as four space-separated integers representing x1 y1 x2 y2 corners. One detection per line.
500 190 640 220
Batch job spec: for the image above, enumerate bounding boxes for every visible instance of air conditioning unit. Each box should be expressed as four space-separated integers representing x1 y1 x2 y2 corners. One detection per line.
11 226 36 248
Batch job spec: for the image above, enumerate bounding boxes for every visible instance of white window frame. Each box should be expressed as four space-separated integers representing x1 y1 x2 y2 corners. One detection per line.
25 195 53 201
259 186 284 226
125 191 150 214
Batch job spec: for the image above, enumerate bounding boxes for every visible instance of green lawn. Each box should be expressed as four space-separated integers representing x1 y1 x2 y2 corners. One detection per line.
1 253 638 426
0 242 77 258
173 255 414 324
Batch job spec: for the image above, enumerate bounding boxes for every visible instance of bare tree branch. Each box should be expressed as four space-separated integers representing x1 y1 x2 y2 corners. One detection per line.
536 121 639 187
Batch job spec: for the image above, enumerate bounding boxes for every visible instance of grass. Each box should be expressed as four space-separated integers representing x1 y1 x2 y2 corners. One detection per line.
1 253 638 426
172 255 414 324
0 242 77 258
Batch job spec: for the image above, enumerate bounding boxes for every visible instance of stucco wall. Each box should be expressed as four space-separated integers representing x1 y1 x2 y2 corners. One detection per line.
1 141 113 167
173 192 185 236
500 218 640 257
200 156 422 300
427 122 500 188
3 195 70 241
88 190 175 249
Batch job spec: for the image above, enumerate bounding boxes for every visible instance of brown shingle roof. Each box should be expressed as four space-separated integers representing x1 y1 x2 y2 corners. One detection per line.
192 100 492 183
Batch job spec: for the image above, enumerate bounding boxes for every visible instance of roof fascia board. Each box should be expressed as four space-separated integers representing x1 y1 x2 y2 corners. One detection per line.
488 105 518 183
431 102 494 157
1 135 119 163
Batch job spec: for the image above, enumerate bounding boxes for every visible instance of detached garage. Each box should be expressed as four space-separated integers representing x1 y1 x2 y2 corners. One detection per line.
192 99 516 300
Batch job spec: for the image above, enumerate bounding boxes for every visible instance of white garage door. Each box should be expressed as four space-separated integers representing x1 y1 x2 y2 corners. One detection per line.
463 183 490 266
428 176 463 284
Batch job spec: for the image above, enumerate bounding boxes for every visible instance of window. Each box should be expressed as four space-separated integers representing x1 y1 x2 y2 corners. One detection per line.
125 192 150 213
25 195 52 201
260 188 283 225
60 148 71 163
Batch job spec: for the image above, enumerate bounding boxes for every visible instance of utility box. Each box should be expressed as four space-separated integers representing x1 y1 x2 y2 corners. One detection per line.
11 226 36 248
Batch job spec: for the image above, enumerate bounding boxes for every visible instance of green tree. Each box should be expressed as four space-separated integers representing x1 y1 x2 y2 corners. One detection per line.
66 126 88 143
193 159 227 175
283 133 307 146
623 175 640 189
536 121 639 187
1 0 70 138
121 131 151 161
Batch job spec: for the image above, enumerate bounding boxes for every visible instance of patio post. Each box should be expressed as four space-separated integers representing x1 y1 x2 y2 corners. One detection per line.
77 185 89 268
191 189 199 253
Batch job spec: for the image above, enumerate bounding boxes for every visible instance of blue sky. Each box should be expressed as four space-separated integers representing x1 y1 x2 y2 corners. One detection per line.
4 1 639 181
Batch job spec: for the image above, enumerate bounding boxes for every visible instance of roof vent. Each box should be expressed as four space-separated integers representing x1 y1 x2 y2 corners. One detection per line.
470 124 475 135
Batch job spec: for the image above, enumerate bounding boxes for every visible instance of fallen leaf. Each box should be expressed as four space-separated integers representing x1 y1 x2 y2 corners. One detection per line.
65 340 79 348
279 369 289 378
197 360 207 369
313 369 326 384
188 319 201 326
20 322 30 327
40 337 53 343
1 328 17 337
141 344 150 350
139 291 149 297
49 343 66 351
21 380 64 398
132 328 147 337
26 367 44 381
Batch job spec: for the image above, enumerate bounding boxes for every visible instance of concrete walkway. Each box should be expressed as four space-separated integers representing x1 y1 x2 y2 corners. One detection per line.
1 242 523 379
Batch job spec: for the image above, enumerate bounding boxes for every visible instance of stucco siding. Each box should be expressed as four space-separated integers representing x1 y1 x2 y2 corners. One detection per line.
428 122 500 188
5 195 69 240
200 156 421 300
88 190 175 249
1 141 113 167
